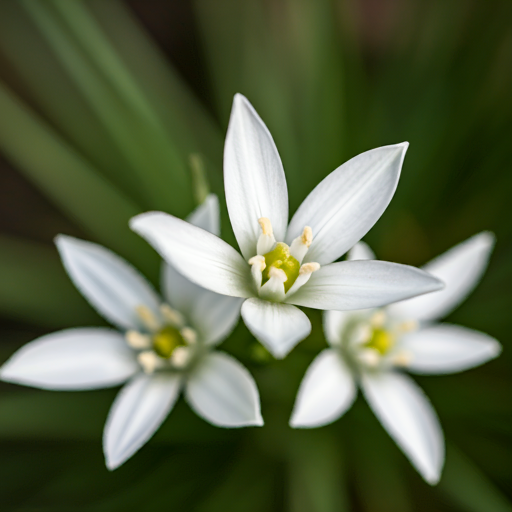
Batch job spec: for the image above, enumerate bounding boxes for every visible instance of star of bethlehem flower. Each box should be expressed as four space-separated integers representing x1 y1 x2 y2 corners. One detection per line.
290 232 501 484
0 195 262 470
130 94 444 359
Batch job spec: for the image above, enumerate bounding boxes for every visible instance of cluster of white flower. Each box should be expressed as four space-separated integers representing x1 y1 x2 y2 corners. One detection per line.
0 95 500 482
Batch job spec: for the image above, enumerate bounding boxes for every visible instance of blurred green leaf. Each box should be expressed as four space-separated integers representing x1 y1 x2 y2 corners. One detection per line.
287 429 349 512
0 81 158 278
20 0 193 216
0 235 99 327
439 443 512 512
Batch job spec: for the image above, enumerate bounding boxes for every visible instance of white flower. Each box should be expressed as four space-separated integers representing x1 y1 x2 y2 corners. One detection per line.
130 94 443 359
290 232 501 484
0 196 262 470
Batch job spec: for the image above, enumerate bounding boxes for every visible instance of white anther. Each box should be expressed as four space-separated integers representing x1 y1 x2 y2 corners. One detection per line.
299 262 320 275
259 266 287 302
249 255 266 288
160 304 185 327
171 346 192 368
358 348 381 367
249 255 266 271
370 310 386 328
392 350 413 367
353 324 372 345
285 262 321 298
125 330 151 350
398 320 418 333
290 226 313 263
181 327 197 345
136 305 161 332
138 351 163 374
269 266 287 282
258 217 273 236
257 218 276 255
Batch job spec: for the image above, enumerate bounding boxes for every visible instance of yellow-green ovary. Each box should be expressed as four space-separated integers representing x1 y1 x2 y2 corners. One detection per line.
152 326 186 359
364 328 394 355
262 243 300 293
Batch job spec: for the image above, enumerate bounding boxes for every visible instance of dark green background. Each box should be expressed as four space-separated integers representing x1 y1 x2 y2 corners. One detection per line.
0 1 510 510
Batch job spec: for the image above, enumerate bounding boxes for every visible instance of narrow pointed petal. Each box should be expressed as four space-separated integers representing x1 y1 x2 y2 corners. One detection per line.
56 235 160 330
323 310 363 346
161 194 223 313
286 261 443 311
224 94 288 260
389 232 495 321
131 212 253 298
191 291 243 345
290 349 356 428
0 328 138 390
286 143 408 265
347 241 376 261
187 194 220 236
241 298 311 358
185 352 263 427
401 324 501 375
361 371 444 484
104 373 182 470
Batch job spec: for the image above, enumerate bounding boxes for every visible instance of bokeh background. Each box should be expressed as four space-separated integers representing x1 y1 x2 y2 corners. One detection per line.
0 1 510 510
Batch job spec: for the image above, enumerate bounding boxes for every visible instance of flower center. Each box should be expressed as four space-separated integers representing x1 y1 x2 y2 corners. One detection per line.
363 328 395 355
152 325 187 359
261 243 300 293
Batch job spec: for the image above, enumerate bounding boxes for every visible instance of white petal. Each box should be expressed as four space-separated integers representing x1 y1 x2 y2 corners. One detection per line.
290 349 356 428
0 328 138 390
190 292 243 346
389 232 495 321
361 371 444 484
104 373 182 470
224 94 288 260
55 235 161 331
131 212 253 298
185 351 263 427
286 261 443 311
401 324 501 374
347 241 376 261
286 143 408 265
241 298 311 359
323 310 362 346
186 194 220 236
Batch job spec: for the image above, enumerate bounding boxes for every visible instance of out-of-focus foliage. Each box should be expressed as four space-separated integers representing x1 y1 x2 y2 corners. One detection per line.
0 0 510 510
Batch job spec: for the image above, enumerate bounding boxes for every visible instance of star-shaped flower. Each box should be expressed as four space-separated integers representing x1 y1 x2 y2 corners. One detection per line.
0 196 262 470
290 232 501 484
130 94 443 359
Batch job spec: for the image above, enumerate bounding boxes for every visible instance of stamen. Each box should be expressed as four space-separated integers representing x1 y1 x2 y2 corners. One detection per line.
125 330 151 349
289 226 313 263
370 310 386 328
249 255 266 271
171 346 192 368
299 262 320 275
136 305 161 332
358 348 380 367
249 255 266 288
398 320 418 332
181 327 197 345
258 217 273 236
259 266 287 302
301 226 313 247
257 217 276 255
138 351 163 374
269 266 288 282
392 350 412 367
353 325 372 345
160 304 185 327
285 262 320 297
